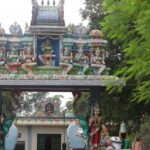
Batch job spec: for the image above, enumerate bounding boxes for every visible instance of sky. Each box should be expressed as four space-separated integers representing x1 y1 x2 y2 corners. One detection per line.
0 0 88 33
48 92 73 108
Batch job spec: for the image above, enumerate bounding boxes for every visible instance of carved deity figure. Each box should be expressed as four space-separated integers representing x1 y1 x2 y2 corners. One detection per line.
9 22 22 35
89 104 108 150
89 105 102 149
57 0 65 25
60 48 73 74
74 50 90 75
0 50 5 66
25 22 30 33
5 49 22 73
1 90 21 148
90 47 106 75
39 39 56 66
21 45 36 74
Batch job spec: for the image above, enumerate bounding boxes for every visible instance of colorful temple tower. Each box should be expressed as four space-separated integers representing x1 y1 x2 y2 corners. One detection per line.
0 1 125 149
30 0 67 66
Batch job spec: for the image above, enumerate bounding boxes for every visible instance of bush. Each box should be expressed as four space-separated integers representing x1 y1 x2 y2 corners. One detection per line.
140 115 150 150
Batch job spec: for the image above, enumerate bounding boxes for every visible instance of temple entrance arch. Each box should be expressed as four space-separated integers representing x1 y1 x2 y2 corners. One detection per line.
0 1 125 149
0 78 124 150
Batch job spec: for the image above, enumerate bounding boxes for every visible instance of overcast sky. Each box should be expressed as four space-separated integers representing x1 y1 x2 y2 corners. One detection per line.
0 0 88 33
49 92 73 108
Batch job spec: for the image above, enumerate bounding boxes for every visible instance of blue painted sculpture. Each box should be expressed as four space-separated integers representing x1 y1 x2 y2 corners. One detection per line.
67 121 86 150
5 125 19 150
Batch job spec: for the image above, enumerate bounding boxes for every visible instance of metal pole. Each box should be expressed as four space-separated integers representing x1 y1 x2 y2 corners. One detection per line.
62 111 66 150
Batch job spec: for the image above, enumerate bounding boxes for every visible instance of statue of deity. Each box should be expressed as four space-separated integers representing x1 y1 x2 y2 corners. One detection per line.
74 50 90 75
89 105 102 149
21 45 36 74
9 22 22 35
89 104 109 150
25 22 30 33
38 39 56 66
5 49 22 73
0 50 5 66
59 48 73 74
90 47 106 75
1 90 21 147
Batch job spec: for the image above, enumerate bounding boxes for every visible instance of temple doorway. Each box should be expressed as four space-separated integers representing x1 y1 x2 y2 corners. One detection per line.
15 141 25 150
37 134 61 150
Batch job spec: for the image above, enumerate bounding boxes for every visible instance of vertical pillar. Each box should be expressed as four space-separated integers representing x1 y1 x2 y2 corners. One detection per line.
62 111 66 150
0 90 2 117
89 87 101 107
0 90 3 149
59 35 63 66
27 125 32 150
33 35 37 58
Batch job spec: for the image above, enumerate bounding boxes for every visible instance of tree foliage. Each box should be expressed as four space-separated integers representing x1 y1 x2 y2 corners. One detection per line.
140 115 150 150
99 88 150 129
101 0 150 103
80 0 104 29
17 92 63 116
17 92 48 115
65 101 73 112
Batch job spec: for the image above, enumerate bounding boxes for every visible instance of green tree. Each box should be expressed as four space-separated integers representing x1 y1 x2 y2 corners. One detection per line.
17 92 66 116
79 0 150 130
99 88 150 135
80 0 104 29
65 101 73 112
17 92 48 115
80 0 125 73
140 115 150 149
101 0 150 103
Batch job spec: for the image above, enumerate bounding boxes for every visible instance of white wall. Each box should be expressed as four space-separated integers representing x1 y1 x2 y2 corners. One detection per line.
17 125 68 150
17 126 28 150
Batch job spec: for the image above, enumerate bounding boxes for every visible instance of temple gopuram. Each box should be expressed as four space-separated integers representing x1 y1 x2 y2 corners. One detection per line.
0 0 125 150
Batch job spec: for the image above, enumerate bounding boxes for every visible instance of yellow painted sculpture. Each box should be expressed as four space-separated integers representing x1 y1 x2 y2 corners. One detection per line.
21 45 36 74
5 49 22 73
90 47 106 75
60 48 73 74
39 39 56 66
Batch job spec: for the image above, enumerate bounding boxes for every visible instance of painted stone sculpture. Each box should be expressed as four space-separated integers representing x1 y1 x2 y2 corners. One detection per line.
67 121 86 150
21 45 36 74
90 47 106 75
5 49 22 73
0 90 21 148
9 22 22 35
0 50 5 66
89 105 102 149
39 39 56 66
5 125 19 150
74 50 90 75
72 91 90 149
60 48 73 74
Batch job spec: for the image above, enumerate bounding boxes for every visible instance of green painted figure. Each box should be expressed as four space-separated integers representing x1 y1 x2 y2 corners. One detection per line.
0 90 21 148
5 49 22 73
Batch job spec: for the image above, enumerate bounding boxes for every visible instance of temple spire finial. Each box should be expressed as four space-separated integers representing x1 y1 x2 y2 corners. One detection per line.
41 0 44 5
53 0 55 6
47 0 50 5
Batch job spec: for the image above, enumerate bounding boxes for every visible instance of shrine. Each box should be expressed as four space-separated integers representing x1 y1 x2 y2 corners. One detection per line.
0 0 125 150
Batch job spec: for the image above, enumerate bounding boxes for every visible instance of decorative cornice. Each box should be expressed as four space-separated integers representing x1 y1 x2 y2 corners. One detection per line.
30 26 67 35
0 75 125 91
15 117 75 126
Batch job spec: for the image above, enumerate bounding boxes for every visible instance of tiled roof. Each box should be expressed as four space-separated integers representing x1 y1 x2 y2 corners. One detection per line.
37 6 60 25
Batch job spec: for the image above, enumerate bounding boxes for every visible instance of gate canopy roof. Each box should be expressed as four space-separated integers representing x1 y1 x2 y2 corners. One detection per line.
0 75 125 91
